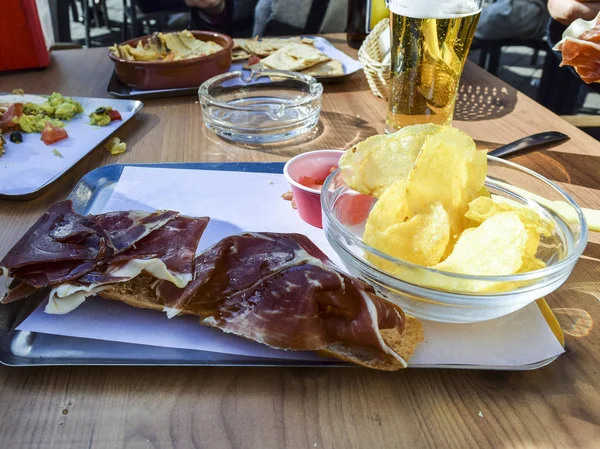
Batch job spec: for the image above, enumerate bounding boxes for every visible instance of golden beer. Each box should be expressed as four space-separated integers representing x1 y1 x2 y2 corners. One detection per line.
385 4 481 132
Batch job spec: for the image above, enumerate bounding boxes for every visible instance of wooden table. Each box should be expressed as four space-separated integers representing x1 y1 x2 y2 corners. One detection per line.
1 35 599 448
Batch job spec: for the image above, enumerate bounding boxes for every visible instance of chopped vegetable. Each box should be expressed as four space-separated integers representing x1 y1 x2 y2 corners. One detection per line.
9 131 23 143
0 135 5 156
89 106 121 126
41 93 83 120
11 88 24 95
104 136 126 155
108 110 122 121
15 115 64 133
0 103 23 132
54 102 82 120
297 165 338 189
52 149 64 158
41 121 68 145
23 103 43 115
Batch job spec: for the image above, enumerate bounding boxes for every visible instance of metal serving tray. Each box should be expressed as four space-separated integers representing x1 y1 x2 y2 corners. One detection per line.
0 94 143 200
0 162 559 369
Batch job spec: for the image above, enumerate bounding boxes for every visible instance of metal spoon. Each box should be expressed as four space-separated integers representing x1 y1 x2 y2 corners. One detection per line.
488 131 569 158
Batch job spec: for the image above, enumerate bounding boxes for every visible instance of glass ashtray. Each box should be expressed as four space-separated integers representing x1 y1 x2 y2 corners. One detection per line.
198 70 323 143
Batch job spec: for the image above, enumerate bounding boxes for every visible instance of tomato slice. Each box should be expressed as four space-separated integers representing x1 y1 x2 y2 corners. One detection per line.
249 54 261 66
108 110 122 121
0 103 23 132
336 194 375 226
298 165 338 189
298 175 321 189
41 121 68 145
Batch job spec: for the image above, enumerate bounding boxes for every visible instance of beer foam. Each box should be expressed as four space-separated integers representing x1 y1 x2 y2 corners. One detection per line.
388 0 481 19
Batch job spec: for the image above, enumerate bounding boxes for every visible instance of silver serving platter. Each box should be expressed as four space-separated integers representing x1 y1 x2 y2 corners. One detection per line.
0 162 559 369
0 94 143 200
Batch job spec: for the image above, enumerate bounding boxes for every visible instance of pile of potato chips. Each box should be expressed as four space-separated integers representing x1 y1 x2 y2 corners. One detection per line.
339 124 554 293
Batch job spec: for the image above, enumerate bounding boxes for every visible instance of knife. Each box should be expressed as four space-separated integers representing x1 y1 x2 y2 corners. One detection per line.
488 131 569 158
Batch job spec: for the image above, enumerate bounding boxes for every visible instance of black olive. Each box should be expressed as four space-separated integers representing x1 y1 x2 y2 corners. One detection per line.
94 107 107 114
10 131 23 144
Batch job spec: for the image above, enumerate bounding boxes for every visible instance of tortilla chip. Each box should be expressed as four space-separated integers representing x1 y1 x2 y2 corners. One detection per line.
246 37 311 57
301 59 344 76
232 48 251 61
261 43 330 71
233 38 249 51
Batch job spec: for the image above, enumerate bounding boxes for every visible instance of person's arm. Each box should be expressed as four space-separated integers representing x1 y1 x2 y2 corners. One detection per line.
185 0 232 34
548 0 600 25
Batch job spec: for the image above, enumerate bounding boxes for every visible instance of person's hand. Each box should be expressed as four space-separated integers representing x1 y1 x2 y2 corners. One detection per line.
184 0 225 14
548 0 600 25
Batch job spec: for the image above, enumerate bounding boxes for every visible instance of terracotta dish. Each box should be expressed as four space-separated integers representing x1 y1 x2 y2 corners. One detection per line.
109 31 233 90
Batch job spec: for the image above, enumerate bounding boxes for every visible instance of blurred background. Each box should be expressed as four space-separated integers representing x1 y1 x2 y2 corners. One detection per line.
49 0 600 138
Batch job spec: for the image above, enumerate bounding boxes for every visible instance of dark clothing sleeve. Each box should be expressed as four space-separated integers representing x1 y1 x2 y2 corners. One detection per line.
189 0 234 35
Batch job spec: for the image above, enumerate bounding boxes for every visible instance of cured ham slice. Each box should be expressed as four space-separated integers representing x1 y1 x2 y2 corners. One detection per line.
102 233 424 371
0 202 423 370
91 209 178 253
554 13 600 83
0 201 111 270
0 201 208 311
107 215 209 288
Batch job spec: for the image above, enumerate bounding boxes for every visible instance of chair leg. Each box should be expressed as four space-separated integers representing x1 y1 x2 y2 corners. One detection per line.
531 49 538 66
478 48 488 69
536 49 581 114
121 0 127 40
69 0 79 22
83 0 91 47
91 0 100 28
487 46 501 76
131 1 142 37
101 0 110 28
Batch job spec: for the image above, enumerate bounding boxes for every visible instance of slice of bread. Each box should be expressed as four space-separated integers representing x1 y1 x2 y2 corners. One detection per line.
99 276 423 370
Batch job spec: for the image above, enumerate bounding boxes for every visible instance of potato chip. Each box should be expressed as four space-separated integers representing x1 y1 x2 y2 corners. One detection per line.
339 124 440 197
465 196 552 273
466 197 552 234
364 202 450 267
518 255 546 273
404 126 487 240
434 211 527 277
364 179 410 236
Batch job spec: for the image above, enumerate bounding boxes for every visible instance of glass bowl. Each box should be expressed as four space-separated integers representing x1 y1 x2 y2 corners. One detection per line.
198 70 323 143
321 156 588 323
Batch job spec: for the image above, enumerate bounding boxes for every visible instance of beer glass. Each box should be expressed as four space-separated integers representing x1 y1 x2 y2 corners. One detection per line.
385 0 483 132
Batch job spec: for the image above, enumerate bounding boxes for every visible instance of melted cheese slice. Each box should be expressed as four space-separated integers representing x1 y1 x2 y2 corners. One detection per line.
46 283 110 314
0 267 11 302
46 258 193 314
110 259 192 288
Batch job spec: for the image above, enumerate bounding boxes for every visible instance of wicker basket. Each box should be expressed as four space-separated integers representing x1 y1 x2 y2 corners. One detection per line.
358 19 391 101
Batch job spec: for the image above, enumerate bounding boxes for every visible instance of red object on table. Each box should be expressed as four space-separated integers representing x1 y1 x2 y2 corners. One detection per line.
284 151 345 229
0 0 51 72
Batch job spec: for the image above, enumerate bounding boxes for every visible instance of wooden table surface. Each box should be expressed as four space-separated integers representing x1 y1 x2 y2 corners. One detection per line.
1 35 599 448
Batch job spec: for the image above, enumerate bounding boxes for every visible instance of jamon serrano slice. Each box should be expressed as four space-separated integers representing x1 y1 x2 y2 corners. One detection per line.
554 12 600 83
101 233 424 371
0 202 209 312
0 201 111 270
